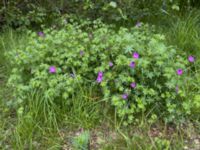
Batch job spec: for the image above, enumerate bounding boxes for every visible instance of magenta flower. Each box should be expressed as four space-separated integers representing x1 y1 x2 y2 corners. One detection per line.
98 72 103 77
188 55 195 62
96 71 103 83
130 61 135 68
177 69 183 75
49 66 56 73
133 52 139 59
130 82 136 88
122 94 128 100
135 21 142 27
38 31 45 37
109 62 113 67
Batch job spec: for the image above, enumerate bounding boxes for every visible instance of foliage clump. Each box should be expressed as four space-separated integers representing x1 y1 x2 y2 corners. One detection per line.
7 21 197 125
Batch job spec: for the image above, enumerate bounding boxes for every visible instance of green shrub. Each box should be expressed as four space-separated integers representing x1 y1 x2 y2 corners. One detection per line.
1 0 196 28
7 21 197 125
0 1 59 29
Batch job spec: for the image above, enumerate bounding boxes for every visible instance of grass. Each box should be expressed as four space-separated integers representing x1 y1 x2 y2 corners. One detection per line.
164 10 200 56
100 122 200 150
7 81 105 149
12 83 104 149
64 84 105 129
0 29 16 149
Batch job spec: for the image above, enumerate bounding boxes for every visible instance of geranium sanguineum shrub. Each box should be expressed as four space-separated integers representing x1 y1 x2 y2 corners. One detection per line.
7 22 196 125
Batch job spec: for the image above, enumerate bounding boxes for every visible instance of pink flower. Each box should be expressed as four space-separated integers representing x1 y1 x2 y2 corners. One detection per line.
130 61 135 68
122 94 128 99
177 69 183 75
130 82 136 88
109 62 113 67
49 66 56 73
188 55 195 62
38 31 45 37
133 52 139 59
96 71 103 83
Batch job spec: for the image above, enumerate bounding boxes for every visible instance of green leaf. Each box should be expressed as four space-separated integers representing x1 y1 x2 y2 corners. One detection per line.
109 1 117 8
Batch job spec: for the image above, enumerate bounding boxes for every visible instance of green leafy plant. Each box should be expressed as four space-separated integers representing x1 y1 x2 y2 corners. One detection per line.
72 131 90 150
0 1 59 29
6 21 198 126
154 137 170 150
